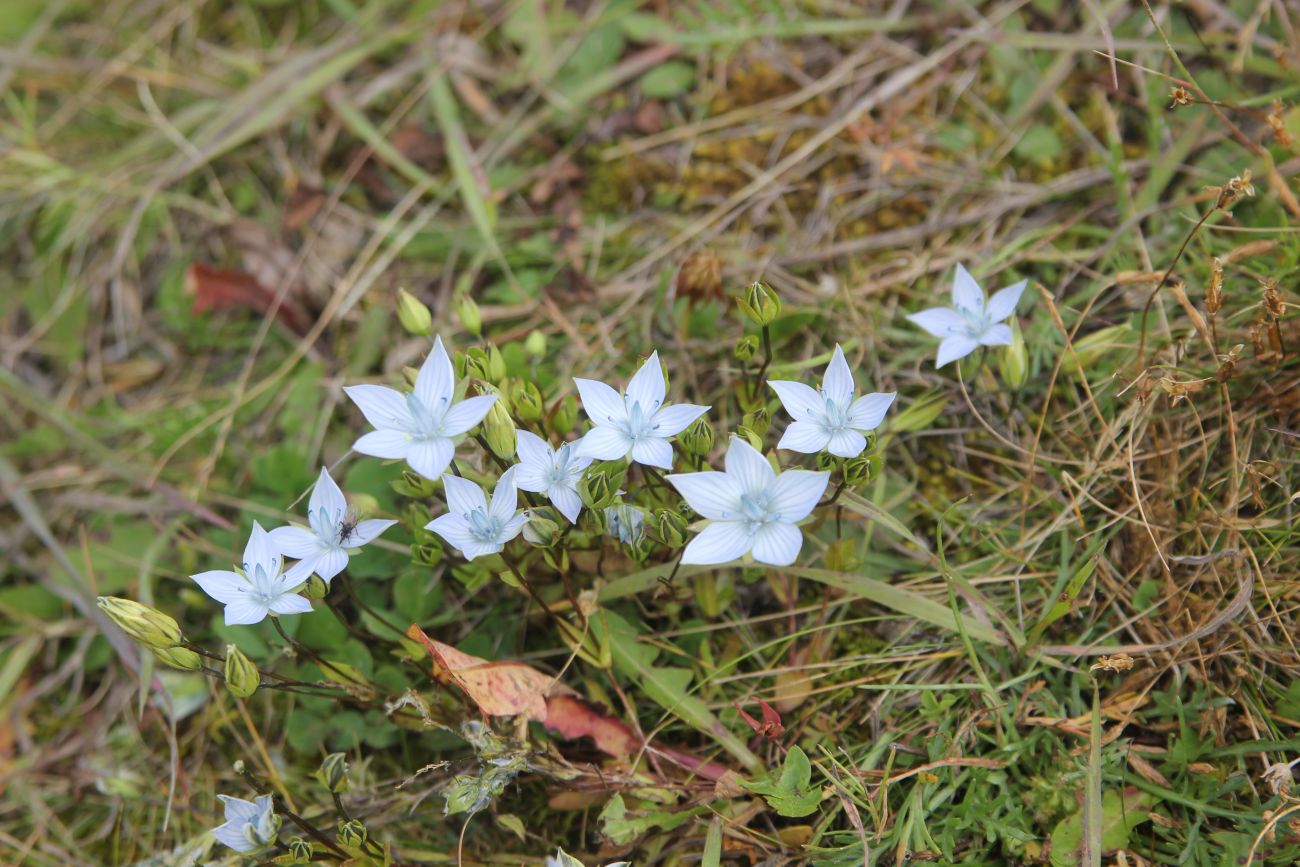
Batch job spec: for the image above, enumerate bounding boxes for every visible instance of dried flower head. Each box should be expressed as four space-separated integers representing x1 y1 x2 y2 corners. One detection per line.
1213 170 1255 212
1207 256 1224 316
1168 86 1194 108
1089 653 1135 674
1267 100 1295 149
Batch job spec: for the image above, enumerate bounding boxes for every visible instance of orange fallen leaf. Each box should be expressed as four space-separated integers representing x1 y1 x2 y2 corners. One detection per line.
407 624 557 722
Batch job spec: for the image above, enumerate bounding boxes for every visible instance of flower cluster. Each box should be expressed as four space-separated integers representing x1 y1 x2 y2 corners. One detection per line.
110 263 1028 855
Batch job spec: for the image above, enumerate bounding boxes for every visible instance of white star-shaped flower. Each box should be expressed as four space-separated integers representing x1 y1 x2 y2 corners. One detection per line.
343 335 497 480
190 522 313 626
267 467 397 583
573 351 709 469
426 467 528 560
212 794 279 852
768 344 896 457
667 437 829 567
513 430 592 524
907 264 1027 367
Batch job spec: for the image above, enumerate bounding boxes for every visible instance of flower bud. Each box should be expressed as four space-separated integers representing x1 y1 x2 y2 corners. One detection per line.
1000 319 1028 390
553 395 579 434
737 427 763 452
396 288 433 337
486 343 507 383
524 329 547 358
680 416 714 456
815 450 839 472
349 493 381 520
842 453 880 489
743 407 770 438
97 596 183 649
522 509 562 547
463 347 492 382
651 509 688 548
285 838 313 864
737 281 781 326
581 463 625 511
337 819 367 849
393 469 439 498
455 293 482 336
316 753 350 793
734 334 759 362
509 379 543 422
304 574 329 599
604 504 646 544
482 398 516 460
151 645 205 672
224 644 260 699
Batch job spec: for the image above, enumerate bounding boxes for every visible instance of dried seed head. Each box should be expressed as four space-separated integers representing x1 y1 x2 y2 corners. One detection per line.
1207 256 1224 316
1268 100 1295 149
1216 344 1244 383
1261 278 1285 319
1215 170 1255 212
1168 86 1194 108
1089 653 1135 673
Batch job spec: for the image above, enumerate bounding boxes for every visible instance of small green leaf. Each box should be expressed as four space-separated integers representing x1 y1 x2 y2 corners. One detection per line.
640 61 695 98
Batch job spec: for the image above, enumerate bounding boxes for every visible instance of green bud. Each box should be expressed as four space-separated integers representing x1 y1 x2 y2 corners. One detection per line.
486 343 507 383
396 288 433 337
680 416 714 456
151 645 205 672
524 329 547 358
97 596 183 649
412 543 444 567
581 463 625 511
1000 319 1028 390
509 379 543 422
285 838 313 864
736 281 781 326
393 469 439 498
743 407 771 438
523 508 563 547
463 347 492 382
349 493 380 520
842 453 880 489
337 819 367 849
224 644 260 699
316 753 350 793
735 334 759 362
815 450 839 472
304 574 329 600
735 427 763 452
651 509 688 548
553 395 579 434
455 293 482 336
482 398 516 460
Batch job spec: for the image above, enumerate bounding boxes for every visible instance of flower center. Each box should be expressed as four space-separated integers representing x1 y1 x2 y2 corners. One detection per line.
819 393 849 433
248 564 280 603
405 392 449 439
736 491 780 534
620 399 659 442
466 507 503 543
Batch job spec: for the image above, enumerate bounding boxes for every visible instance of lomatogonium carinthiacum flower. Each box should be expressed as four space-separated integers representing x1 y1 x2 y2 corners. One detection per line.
267 466 397 583
667 437 829 566
574 351 709 469
426 467 528 560
768 344 895 458
190 522 313 625
513 430 592 524
906 264 1028 367
343 335 497 479
211 793 280 852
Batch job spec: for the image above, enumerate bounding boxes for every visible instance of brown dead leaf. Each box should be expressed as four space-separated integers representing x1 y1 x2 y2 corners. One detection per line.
407 624 558 722
185 262 311 335
544 694 641 758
